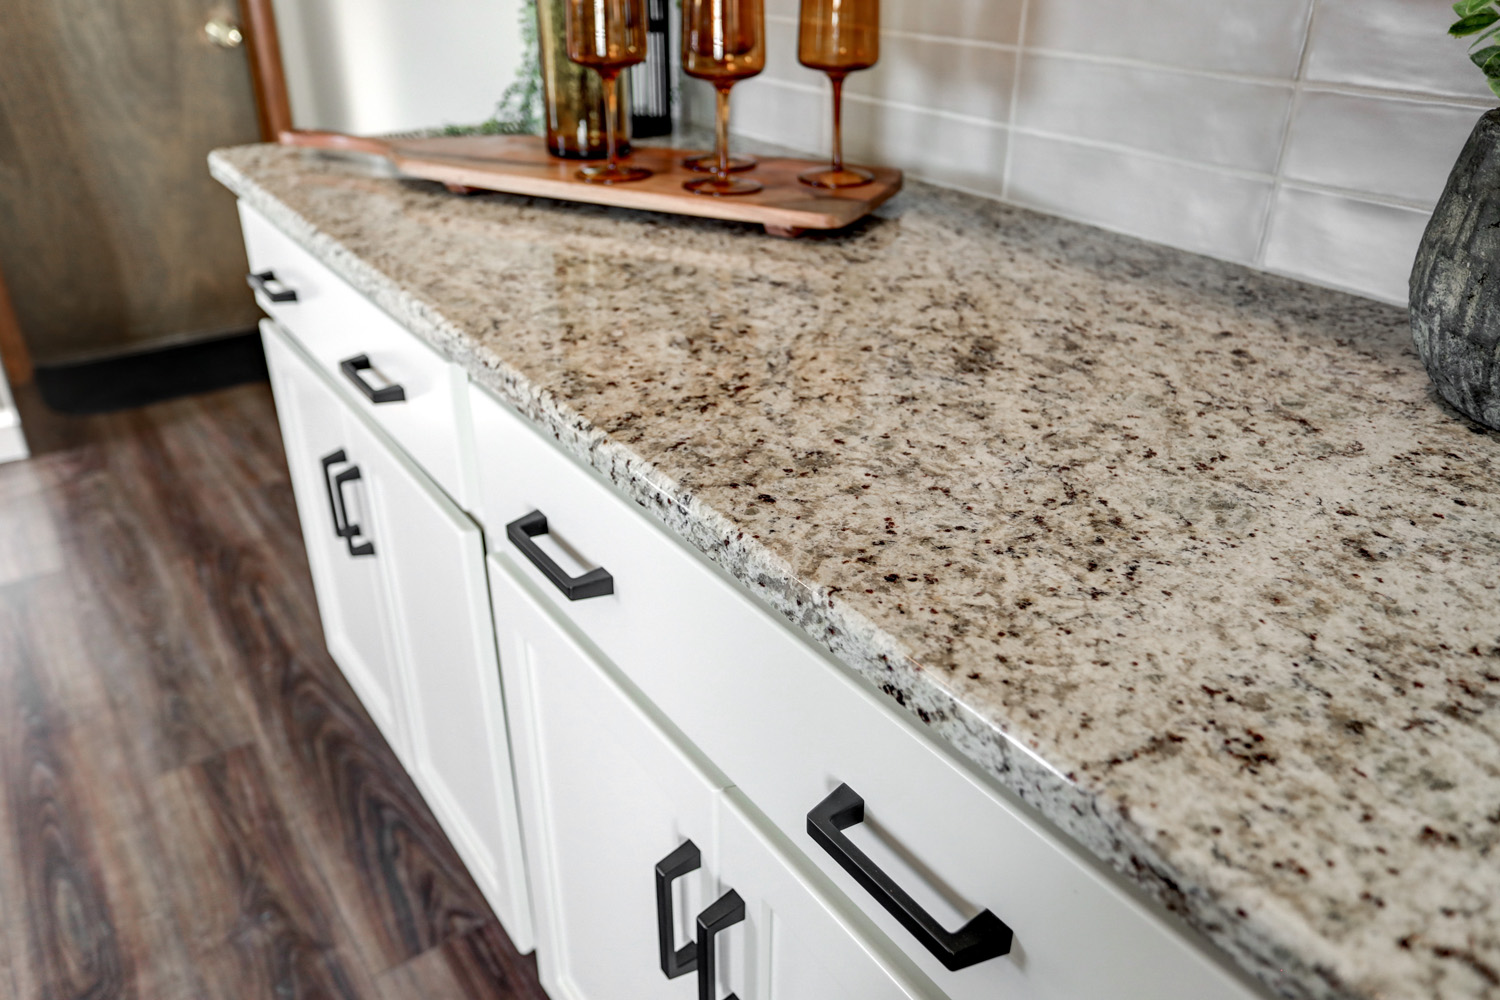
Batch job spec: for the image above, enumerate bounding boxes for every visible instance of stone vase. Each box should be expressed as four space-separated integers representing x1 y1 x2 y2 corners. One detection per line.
1410 107 1500 430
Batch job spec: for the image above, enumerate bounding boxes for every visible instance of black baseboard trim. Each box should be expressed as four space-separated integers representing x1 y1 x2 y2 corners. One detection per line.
34 331 267 415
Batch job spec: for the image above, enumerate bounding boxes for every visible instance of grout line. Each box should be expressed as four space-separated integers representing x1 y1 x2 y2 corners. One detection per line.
1002 0 1031 200
749 72 1446 212
1275 179 1436 213
1294 80 1495 109
763 13 1022 54
1254 0 1319 268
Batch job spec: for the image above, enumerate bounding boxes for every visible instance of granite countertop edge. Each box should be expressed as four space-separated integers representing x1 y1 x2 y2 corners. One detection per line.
210 147 1386 1000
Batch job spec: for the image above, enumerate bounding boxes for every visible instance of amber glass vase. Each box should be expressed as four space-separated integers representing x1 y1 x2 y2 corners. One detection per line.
798 0 879 188
681 0 766 196
565 0 653 183
538 0 632 159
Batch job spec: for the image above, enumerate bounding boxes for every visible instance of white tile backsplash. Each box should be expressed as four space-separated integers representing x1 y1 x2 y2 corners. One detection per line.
1015 54 1293 172
1281 90 1479 207
846 35 1016 123
688 0 1490 304
1007 132 1272 262
1024 0 1313 77
1263 186 1432 302
1305 0 1495 99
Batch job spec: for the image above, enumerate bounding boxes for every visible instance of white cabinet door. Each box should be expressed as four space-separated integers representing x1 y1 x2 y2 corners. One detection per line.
261 320 405 751
363 429 535 954
490 550 725 1000
707 790 939 1000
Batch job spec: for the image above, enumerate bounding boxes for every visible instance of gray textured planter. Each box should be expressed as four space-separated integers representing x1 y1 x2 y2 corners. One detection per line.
1410 107 1500 430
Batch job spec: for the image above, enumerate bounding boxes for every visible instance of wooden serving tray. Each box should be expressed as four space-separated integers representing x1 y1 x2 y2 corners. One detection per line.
280 130 902 237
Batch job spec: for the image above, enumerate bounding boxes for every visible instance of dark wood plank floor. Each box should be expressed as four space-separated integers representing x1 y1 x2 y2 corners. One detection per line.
0 382 550 1000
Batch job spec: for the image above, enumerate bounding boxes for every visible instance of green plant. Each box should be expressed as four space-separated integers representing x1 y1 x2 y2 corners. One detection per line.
1452 0 1500 98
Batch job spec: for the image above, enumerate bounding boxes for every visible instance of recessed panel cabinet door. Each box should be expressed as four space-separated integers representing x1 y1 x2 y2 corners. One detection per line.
489 551 723 1000
260 320 404 749
361 429 534 954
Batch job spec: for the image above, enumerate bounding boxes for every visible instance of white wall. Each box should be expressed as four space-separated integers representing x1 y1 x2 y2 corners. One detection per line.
697 0 1493 305
273 0 526 135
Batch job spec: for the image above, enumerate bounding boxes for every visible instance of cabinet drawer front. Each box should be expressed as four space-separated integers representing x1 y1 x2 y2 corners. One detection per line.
470 384 1264 1000
239 203 475 508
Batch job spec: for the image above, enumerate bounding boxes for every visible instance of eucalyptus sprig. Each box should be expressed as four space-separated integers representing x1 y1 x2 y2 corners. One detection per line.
1452 0 1500 98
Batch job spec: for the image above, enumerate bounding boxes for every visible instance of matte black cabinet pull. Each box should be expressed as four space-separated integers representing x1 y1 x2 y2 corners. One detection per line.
319 449 376 558
247 270 298 302
807 783 1012 972
340 354 406 404
655 840 700 979
505 510 613 600
695 889 744 1000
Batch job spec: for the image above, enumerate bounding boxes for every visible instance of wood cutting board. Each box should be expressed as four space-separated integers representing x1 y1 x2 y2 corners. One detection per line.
280 130 902 237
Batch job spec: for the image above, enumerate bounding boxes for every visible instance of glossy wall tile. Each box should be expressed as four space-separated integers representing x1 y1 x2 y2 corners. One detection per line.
700 0 1493 304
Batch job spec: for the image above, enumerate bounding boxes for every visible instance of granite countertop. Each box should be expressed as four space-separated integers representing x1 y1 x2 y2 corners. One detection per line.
210 142 1500 1000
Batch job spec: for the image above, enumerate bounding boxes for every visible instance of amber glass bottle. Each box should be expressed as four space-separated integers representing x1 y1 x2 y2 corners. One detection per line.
537 0 633 159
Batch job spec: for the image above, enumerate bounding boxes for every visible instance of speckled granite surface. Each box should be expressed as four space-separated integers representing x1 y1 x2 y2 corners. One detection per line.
211 143 1500 1000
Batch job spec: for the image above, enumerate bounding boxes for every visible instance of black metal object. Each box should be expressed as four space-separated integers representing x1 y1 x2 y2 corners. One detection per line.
320 448 376 558
655 840 701 979
247 270 298 302
628 0 672 137
340 354 406 404
807 783 1012 972
505 510 613 600
695 889 744 1000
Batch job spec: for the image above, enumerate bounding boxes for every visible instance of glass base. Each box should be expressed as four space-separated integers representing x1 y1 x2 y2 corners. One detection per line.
683 175 763 197
798 165 875 189
577 163 653 184
682 152 757 174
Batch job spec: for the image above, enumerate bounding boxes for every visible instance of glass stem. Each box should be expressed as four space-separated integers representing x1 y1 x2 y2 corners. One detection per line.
714 84 733 181
602 71 620 172
829 71 847 172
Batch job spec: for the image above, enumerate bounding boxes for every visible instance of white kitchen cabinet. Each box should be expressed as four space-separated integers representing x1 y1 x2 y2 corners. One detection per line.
489 549 722 1000
261 318 534 951
490 542 939 1000
262 319 405 751
361 402 534 954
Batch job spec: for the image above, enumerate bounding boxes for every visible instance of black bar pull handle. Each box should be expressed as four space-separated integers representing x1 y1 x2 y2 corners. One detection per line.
247 270 298 302
333 466 375 557
340 354 406 404
655 840 700 980
321 449 351 541
807 783 1012 972
695 889 744 1000
505 510 613 600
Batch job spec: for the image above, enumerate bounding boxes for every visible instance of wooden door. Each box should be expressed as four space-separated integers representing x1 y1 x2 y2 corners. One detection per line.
489 551 724 1000
260 320 406 753
363 422 535 954
0 0 263 364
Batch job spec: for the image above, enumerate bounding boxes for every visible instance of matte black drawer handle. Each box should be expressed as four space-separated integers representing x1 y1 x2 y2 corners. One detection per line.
320 448 375 558
807 783 1012 972
247 269 298 302
695 889 744 1000
340 354 406 404
506 510 613 600
655 840 700 979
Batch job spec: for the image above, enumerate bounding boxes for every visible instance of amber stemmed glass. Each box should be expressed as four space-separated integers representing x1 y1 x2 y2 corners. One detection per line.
798 0 879 188
681 0 766 196
566 0 652 184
